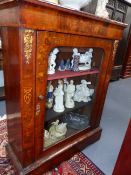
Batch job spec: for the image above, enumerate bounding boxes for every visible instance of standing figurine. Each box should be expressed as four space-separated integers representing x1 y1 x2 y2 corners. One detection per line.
58 59 65 71
65 59 71 70
95 0 109 18
46 81 54 109
48 48 59 74
53 80 65 112
71 48 80 72
65 80 75 108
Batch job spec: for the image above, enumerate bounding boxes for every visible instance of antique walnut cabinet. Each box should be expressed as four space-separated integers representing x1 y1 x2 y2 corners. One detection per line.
0 0 127 174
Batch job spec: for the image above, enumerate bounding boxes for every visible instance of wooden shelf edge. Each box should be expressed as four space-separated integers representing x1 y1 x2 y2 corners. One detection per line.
47 69 99 80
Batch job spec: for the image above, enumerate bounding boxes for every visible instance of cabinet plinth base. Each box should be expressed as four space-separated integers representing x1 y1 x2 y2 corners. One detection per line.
6 127 102 175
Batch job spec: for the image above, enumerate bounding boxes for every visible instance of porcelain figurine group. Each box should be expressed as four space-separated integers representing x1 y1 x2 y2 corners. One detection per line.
46 79 94 113
44 120 67 148
48 48 93 75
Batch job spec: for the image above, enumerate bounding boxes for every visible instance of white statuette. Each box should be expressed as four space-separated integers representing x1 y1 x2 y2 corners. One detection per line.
79 48 93 71
59 0 92 10
74 80 94 102
95 0 109 18
53 80 65 112
49 120 67 138
65 80 75 108
48 48 59 75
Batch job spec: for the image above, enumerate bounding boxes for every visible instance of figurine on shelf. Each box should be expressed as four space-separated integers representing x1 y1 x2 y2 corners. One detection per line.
79 48 93 70
53 80 65 112
58 59 65 71
95 0 109 18
49 120 67 138
65 59 71 70
44 120 67 148
63 78 69 101
48 48 59 74
74 80 94 102
65 80 75 108
46 81 54 109
71 48 80 72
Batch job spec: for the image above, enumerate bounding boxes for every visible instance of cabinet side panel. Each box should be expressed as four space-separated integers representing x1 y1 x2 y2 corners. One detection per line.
1 27 23 164
20 28 36 166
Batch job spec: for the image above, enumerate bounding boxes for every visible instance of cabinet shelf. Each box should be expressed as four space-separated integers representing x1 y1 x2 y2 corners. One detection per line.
47 69 99 80
45 101 92 122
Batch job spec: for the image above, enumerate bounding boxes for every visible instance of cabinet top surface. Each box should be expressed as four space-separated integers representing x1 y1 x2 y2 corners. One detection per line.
0 0 127 27
0 0 127 40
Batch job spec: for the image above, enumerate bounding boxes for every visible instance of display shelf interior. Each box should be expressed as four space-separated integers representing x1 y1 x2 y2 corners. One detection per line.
45 101 92 122
44 124 90 149
47 69 99 80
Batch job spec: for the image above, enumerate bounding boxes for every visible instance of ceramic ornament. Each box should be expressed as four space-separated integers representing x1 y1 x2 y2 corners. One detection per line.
65 80 75 108
46 81 54 109
74 80 94 102
79 48 93 70
59 0 92 10
71 48 80 72
95 0 109 18
53 80 65 112
48 48 59 74
58 59 65 71
65 59 71 70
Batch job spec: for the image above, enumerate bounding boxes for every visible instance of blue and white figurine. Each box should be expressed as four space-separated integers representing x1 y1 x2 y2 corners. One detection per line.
71 48 80 72
65 59 71 70
46 81 54 109
58 59 65 71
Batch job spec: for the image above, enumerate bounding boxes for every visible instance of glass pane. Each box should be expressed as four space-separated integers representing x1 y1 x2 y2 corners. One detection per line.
43 47 104 149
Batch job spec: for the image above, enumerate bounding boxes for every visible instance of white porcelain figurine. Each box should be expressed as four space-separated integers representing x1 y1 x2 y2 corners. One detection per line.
79 48 93 70
74 80 94 102
59 0 92 10
53 80 65 112
95 0 109 18
65 80 75 108
48 48 59 74
49 120 67 138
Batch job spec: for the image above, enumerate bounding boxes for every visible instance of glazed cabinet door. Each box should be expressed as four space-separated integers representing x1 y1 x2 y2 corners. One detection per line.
35 31 114 161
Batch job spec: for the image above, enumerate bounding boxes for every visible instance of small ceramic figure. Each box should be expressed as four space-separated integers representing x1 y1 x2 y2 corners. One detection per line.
53 80 65 112
44 120 67 148
65 59 71 70
79 48 93 70
46 81 54 109
71 48 80 72
49 120 67 138
48 48 59 74
58 59 65 71
59 0 92 10
95 0 109 18
65 80 75 108
74 80 94 102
